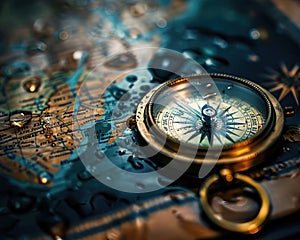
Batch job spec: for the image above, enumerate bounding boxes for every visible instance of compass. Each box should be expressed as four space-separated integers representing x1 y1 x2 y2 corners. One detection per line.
135 74 284 174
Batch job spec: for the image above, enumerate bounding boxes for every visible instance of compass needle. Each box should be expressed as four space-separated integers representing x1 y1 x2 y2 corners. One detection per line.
186 130 200 142
207 129 213 146
183 128 197 136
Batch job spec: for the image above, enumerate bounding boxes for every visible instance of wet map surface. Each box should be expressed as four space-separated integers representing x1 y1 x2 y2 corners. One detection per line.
0 0 300 239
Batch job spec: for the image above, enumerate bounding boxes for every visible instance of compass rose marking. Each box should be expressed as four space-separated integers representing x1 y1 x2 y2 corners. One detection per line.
226 126 243 131
218 106 232 117
230 116 244 121
183 128 197 136
225 133 235 143
186 130 201 142
214 132 223 144
226 122 245 126
226 129 240 137
265 63 300 105
225 111 238 117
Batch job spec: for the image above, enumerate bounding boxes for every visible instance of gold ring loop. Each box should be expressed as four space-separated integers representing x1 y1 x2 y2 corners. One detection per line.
199 171 270 234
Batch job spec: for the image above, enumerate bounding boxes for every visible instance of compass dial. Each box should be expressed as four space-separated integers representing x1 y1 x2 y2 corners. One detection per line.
153 93 265 148
149 75 271 149
136 74 284 171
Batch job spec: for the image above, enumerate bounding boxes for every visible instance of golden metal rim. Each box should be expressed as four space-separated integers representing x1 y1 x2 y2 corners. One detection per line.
199 172 270 234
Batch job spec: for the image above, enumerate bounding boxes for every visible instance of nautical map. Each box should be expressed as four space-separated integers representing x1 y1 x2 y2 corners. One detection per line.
0 0 300 239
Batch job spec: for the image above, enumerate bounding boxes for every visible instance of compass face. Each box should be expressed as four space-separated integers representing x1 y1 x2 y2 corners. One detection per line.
153 97 264 148
149 75 271 148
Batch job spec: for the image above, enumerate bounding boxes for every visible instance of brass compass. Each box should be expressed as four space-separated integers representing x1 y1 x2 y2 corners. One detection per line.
135 73 284 174
134 73 284 233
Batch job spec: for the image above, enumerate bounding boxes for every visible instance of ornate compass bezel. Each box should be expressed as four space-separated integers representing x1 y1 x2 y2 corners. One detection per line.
135 74 284 174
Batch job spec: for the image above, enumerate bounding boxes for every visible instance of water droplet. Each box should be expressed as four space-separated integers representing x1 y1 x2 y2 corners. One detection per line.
95 150 105 159
184 29 198 40
213 37 228 48
23 76 42 93
227 84 233 90
113 111 122 117
38 172 53 185
283 146 291 152
157 177 172 186
136 182 145 190
119 92 131 101
130 3 147 17
183 49 202 61
106 176 112 181
249 29 260 40
108 85 128 100
58 31 69 40
118 102 128 111
9 111 32 128
156 18 167 28
128 28 142 39
205 58 215 66
126 75 138 82
249 28 268 40
78 170 92 181
162 59 170 67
